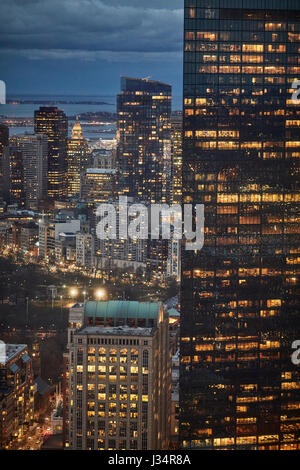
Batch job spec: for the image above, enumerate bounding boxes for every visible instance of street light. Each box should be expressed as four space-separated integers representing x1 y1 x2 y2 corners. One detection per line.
70 288 78 298
95 288 105 300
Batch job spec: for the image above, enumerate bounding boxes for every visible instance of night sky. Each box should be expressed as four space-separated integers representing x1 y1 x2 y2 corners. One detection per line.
0 0 183 98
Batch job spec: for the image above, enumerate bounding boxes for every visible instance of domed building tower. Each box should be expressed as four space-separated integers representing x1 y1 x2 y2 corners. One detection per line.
67 117 90 196
71 116 84 140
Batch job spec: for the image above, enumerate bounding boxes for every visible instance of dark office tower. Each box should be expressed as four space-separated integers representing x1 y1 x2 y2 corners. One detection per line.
181 0 300 451
117 77 172 204
0 124 9 200
34 106 68 200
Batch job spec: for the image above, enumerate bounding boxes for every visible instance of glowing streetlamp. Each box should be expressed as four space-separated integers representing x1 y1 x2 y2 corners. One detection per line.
70 288 78 298
95 288 105 300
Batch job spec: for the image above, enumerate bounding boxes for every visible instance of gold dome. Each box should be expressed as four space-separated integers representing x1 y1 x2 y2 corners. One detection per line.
71 116 83 140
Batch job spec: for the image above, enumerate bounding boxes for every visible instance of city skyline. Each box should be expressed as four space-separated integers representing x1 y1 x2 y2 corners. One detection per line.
0 0 299 454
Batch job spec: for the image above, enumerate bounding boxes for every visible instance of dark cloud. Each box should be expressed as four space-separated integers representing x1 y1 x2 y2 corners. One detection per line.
100 0 182 8
0 0 183 61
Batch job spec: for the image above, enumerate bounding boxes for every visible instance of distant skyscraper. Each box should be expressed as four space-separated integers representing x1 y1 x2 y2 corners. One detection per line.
21 134 48 209
0 124 9 200
67 117 90 196
19 134 48 210
34 106 68 200
80 168 116 204
117 77 172 203
180 0 300 450
3 134 48 209
2 144 24 207
170 115 182 205
65 301 171 450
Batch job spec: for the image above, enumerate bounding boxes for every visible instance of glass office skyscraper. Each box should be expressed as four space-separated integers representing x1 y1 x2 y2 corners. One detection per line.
117 77 172 204
34 106 68 200
181 0 300 450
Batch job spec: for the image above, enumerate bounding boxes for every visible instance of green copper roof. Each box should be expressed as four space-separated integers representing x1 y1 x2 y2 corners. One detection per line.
168 308 180 317
84 301 161 322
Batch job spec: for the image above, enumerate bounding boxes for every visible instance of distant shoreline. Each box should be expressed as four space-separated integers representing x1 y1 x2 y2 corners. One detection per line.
7 99 114 106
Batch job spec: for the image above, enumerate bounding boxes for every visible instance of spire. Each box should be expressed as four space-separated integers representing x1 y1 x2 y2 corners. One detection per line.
71 116 83 140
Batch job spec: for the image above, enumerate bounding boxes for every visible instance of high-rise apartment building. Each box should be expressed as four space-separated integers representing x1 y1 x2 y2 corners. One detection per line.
76 233 95 269
167 239 181 282
65 300 171 450
117 77 173 280
181 0 300 450
8 133 48 210
0 344 34 448
67 118 90 196
117 77 172 204
21 133 48 209
2 134 48 209
34 106 68 200
95 197 147 274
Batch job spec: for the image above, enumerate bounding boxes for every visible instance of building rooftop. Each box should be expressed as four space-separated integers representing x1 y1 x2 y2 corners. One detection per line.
35 376 51 396
0 344 27 365
86 168 116 175
120 76 171 93
92 148 112 155
57 232 76 238
78 326 154 337
84 300 161 322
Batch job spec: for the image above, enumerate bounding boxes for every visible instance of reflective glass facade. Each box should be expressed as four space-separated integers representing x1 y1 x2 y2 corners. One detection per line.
181 0 300 450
